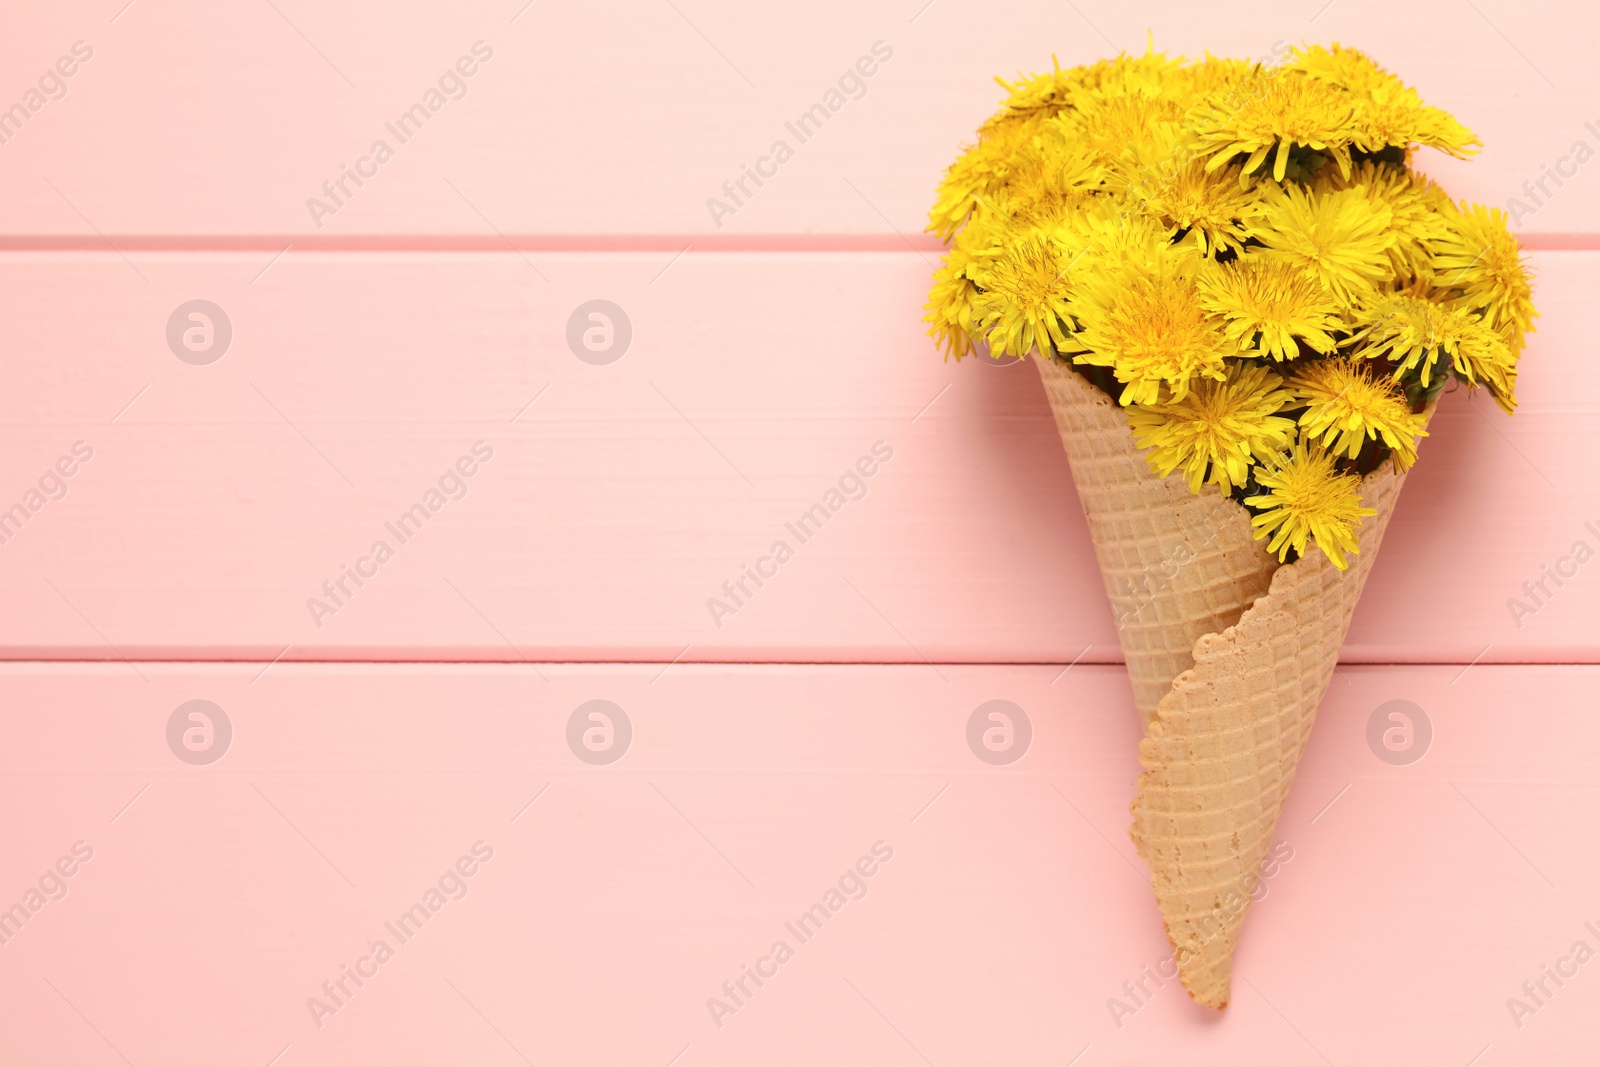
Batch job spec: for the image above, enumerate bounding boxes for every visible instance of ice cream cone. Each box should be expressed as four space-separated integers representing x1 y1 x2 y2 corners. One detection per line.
1034 353 1419 1009
1034 355 1279 727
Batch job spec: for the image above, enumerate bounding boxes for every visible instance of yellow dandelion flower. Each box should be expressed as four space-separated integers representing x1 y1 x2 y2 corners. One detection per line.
1433 202 1538 351
1070 252 1233 405
1062 198 1178 275
1290 43 1399 95
987 84 1066 131
984 59 1079 134
1357 94 1479 158
1256 182 1396 307
1127 362 1298 493
1111 129 1264 256
1315 161 1453 281
1188 67 1356 182
1033 118 1112 187
998 151 1105 226
1349 294 1520 412
925 246 981 360
1291 44 1479 158
1290 358 1429 470
1196 255 1344 359
1479 354 1519 414
1062 94 1186 162
1075 103 1190 164
1063 47 1183 109
967 228 1080 359
1439 318 1519 413
1245 435 1377 569
1165 54 1256 104
986 49 1180 134
1345 294 1449 383
928 120 1039 240
932 117 1106 240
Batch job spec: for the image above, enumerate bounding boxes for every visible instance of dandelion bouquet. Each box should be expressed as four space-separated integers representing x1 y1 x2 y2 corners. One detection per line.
925 44 1536 1008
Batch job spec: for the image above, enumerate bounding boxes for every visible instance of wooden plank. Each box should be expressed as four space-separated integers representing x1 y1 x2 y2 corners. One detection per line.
0 662 1592 1064
0 250 1592 663
1 0 1595 239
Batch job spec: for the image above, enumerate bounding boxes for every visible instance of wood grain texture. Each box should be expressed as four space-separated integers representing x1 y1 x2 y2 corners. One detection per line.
0 250 1590 663
0 662 1591 1065
0 0 1592 239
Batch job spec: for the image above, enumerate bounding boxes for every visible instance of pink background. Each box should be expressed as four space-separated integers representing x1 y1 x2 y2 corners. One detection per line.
3 1 1597 1064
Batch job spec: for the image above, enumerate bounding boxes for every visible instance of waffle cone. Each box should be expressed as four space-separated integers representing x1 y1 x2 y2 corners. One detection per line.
1034 356 1281 726
1034 354 1418 1009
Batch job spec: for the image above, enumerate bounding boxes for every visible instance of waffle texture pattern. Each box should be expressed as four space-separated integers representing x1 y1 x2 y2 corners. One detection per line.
1034 354 1417 1008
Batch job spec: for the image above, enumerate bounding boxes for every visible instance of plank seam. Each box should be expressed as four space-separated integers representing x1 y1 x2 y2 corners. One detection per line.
0 234 1592 252
0 659 1588 667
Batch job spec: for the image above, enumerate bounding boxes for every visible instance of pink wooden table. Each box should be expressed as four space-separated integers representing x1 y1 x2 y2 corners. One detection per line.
4 2 1597 1064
